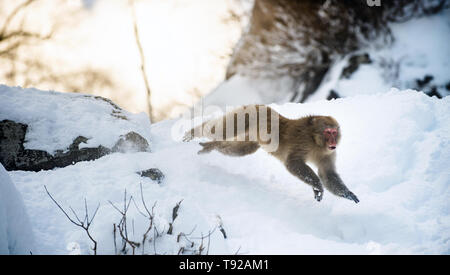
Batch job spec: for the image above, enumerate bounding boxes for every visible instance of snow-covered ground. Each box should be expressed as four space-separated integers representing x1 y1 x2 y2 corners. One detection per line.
0 164 34 254
203 9 450 109
5 88 450 254
309 9 450 102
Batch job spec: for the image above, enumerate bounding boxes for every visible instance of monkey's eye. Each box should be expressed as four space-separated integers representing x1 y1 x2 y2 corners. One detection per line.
324 128 337 136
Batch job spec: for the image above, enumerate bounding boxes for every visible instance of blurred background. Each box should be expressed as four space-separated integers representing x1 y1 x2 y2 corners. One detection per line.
1 0 449 122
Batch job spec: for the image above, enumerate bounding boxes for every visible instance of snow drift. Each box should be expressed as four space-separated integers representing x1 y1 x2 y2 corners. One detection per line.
4 86 449 254
0 163 34 254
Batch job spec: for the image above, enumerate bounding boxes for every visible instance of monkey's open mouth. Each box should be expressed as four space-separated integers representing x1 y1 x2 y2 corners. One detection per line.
328 146 336 150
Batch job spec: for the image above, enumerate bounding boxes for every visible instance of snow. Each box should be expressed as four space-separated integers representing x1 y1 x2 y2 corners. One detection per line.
0 163 34 254
202 9 450 107
0 85 152 154
310 9 450 102
4 87 450 254
201 75 295 111
385 9 450 86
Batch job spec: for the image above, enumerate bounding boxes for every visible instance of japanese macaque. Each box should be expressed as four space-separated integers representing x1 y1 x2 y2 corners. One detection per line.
183 105 359 203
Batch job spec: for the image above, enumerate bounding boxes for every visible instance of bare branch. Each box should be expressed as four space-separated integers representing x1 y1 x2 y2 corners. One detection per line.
0 0 36 38
0 41 21 57
44 185 98 255
113 223 117 255
89 203 100 226
129 0 153 122
69 206 83 226
172 199 183 221
117 223 140 254
0 30 52 42
216 215 227 239
167 199 183 235
235 246 242 255
108 200 124 215
44 185 81 227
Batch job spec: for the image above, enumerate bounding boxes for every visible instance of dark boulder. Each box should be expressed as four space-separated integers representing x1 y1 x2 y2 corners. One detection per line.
327 90 341 101
112 131 150 153
341 54 372 79
137 168 165 184
0 120 149 172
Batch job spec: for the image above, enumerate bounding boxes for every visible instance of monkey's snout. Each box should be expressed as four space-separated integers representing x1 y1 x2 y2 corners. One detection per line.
329 146 336 150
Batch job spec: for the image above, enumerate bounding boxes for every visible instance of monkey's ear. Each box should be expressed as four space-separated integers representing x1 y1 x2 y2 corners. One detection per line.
308 116 316 125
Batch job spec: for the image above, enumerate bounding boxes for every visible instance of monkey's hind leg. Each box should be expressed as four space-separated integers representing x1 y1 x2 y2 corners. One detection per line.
198 141 260 157
183 125 200 142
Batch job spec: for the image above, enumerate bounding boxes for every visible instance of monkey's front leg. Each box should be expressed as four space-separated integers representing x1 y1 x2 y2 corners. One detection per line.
286 155 324 202
318 158 359 203
319 170 359 203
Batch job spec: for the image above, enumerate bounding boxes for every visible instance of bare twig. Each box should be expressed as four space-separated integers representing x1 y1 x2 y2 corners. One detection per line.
109 190 141 255
0 0 36 38
235 246 242 255
113 223 117 255
0 30 52 42
172 199 183 221
134 183 158 254
46 183 223 255
117 221 140 255
44 185 99 255
197 233 205 255
167 199 183 235
216 215 227 239
206 230 211 255
129 0 153 122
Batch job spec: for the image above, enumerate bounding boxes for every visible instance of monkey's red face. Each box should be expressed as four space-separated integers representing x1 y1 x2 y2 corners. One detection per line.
324 128 338 150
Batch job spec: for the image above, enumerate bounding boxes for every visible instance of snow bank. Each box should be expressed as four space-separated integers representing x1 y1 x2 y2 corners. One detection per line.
0 85 151 154
202 10 450 107
310 9 450 102
8 88 450 254
0 164 34 254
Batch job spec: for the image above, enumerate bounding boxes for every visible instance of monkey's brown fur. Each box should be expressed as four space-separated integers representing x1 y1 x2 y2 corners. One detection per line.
183 105 359 203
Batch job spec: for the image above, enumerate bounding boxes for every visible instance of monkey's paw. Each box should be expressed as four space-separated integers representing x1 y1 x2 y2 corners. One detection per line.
313 187 323 202
182 131 194 142
343 191 359 204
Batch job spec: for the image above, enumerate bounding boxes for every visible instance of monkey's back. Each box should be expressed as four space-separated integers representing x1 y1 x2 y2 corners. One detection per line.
270 116 320 163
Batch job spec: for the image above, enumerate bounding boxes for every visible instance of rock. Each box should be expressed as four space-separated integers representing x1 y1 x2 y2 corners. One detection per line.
15 149 54 171
86 95 128 121
0 120 27 169
426 86 442 99
416 75 434 89
138 168 165 184
0 120 117 171
112 132 150 153
412 75 445 99
68 136 89 151
341 53 372 79
0 86 152 171
327 90 340 101
0 122 153 171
